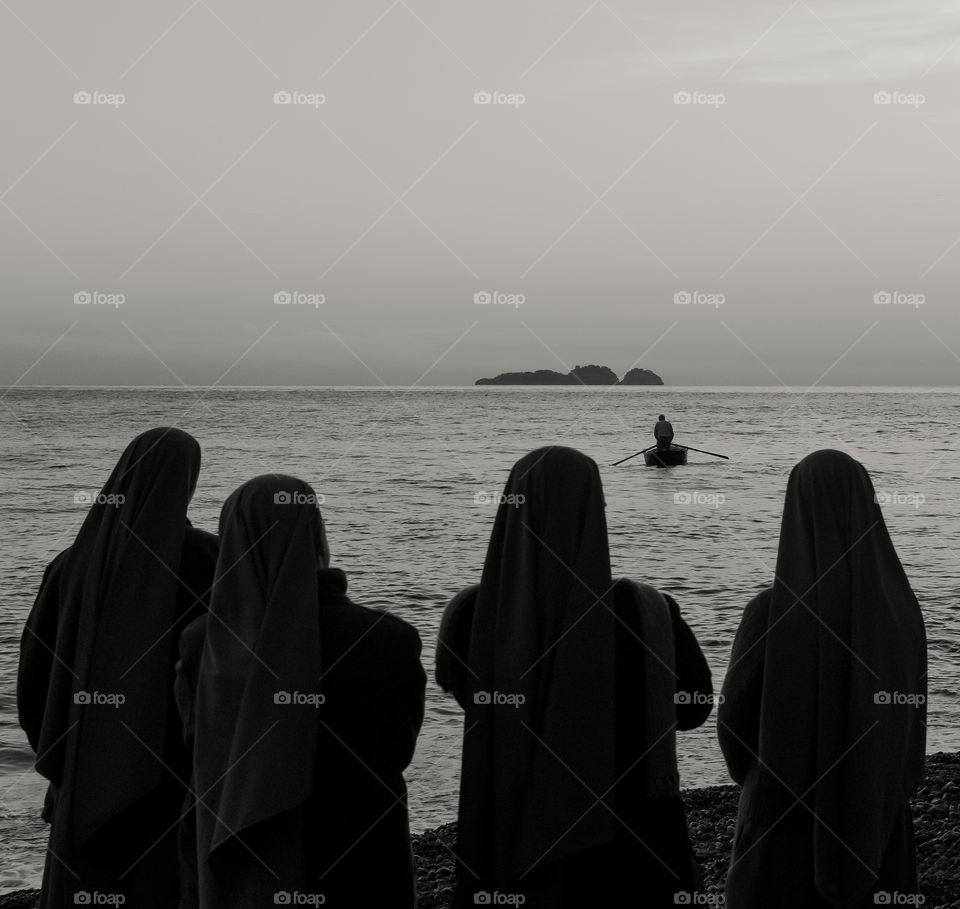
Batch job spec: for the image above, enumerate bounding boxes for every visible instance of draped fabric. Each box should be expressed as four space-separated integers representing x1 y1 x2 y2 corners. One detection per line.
192 474 325 882
438 535 714 906
18 427 202 850
180 477 424 908
456 446 618 886
616 580 679 799
725 449 926 905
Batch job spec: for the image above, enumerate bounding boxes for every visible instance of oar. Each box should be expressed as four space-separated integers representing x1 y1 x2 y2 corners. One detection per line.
675 444 729 460
612 445 656 467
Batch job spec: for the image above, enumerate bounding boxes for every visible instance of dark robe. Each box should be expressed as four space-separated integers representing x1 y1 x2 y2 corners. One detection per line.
176 474 425 909
16 428 218 908
436 446 714 908
718 450 927 908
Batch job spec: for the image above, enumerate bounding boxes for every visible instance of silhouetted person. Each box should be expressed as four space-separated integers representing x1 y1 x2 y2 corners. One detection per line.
436 446 713 908
655 414 674 451
17 427 218 908
718 450 927 908
175 474 425 909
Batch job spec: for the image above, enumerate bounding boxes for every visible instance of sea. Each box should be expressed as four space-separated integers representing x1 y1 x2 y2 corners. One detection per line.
1 386 958 889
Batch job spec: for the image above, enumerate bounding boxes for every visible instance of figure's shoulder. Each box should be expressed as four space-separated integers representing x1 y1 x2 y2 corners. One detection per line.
47 546 73 574
612 577 669 608
35 547 73 591
442 585 480 623
736 586 774 638
330 597 422 655
743 586 774 617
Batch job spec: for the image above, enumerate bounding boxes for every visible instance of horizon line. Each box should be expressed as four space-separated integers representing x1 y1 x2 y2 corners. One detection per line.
3 384 960 391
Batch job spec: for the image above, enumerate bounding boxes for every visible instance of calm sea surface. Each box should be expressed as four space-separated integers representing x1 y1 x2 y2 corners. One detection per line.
1 387 958 889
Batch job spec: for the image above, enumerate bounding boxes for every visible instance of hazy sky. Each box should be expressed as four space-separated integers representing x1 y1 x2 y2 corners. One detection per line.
2 1 960 385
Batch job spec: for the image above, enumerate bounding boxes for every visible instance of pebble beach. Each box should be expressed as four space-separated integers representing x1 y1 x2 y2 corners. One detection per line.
410 751 960 909
3 753 955 909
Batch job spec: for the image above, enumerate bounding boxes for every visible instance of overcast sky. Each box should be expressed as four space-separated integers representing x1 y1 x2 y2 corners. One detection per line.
2 1 960 386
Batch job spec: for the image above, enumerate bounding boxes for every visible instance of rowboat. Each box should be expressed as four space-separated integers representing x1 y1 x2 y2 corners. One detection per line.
644 445 688 467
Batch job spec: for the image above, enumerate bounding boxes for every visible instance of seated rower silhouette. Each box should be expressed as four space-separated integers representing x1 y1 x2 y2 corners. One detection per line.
655 414 674 452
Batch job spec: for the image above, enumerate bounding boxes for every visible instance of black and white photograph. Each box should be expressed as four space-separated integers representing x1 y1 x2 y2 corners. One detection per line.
1 2 958 907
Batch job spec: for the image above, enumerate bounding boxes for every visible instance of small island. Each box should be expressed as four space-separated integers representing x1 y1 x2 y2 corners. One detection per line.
619 367 664 386
475 365 663 386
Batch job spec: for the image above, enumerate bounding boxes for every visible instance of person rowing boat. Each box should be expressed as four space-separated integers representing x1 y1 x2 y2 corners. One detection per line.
654 414 674 452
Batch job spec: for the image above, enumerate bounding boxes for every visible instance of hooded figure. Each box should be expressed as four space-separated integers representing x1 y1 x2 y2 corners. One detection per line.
437 446 714 907
17 427 218 908
176 474 425 908
719 450 927 908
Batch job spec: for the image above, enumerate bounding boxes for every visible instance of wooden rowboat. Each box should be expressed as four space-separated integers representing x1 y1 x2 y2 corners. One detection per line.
644 445 688 467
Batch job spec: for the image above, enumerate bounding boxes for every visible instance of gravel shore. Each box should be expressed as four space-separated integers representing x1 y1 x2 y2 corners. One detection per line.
412 752 960 909
4 752 957 908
